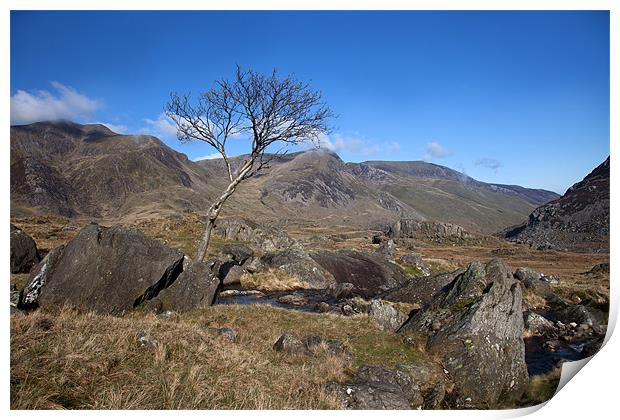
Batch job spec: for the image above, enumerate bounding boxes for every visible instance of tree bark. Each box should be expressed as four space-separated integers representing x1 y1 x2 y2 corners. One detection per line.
193 160 254 262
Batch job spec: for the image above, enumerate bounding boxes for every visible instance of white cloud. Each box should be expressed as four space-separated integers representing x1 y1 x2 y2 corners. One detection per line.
11 82 100 125
475 157 502 171
90 122 128 134
193 153 222 161
317 133 400 157
423 142 451 161
141 113 178 139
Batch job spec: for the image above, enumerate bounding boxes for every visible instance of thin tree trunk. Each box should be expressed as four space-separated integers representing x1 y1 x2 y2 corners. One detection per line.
195 218 215 263
193 160 254 262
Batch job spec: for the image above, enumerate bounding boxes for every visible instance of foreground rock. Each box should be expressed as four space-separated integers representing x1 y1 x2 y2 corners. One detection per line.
400 259 528 407
273 334 349 359
153 261 219 312
19 224 185 315
10 224 41 273
328 365 424 410
310 250 409 297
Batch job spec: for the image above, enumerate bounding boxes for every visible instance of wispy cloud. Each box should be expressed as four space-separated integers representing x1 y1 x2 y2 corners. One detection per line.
422 142 450 161
141 113 178 139
318 133 400 157
475 157 502 171
90 121 128 134
193 153 221 161
10 82 100 125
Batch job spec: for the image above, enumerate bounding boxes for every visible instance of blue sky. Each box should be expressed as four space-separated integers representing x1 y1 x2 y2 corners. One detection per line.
10 10 609 193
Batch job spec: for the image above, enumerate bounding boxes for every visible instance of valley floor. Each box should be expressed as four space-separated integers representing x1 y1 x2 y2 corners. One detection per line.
9 213 610 410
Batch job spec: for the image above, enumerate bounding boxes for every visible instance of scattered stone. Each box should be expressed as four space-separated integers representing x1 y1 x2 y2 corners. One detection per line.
217 327 238 341
222 265 247 286
137 332 158 350
328 365 424 410
10 224 41 274
218 289 265 298
397 253 431 277
316 302 331 313
156 310 178 321
524 311 558 337
277 294 308 306
327 282 355 299
368 299 408 332
273 334 312 356
375 239 396 259
241 256 265 274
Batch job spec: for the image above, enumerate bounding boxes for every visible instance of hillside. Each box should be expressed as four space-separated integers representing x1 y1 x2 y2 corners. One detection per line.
10 121 228 220
505 157 609 252
11 121 559 234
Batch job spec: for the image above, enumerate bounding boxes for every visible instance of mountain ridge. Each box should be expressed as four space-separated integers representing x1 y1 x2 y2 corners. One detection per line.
12 121 560 234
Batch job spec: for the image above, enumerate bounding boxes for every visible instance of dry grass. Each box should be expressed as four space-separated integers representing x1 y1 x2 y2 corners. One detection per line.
239 269 310 292
11 304 428 410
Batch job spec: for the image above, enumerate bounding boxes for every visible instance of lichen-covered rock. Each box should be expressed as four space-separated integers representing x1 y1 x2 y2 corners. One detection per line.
19 224 185 315
368 300 408 332
524 311 558 337
400 259 528 407
10 224 41 273
219 243 254 265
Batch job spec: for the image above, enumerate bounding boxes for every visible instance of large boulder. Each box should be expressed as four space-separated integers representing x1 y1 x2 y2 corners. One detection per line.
10 224 41 273
19 224 185 315
400 259 528 407
154 261 220 312
310 250 409 297
260 248 335 289
381 268 466 306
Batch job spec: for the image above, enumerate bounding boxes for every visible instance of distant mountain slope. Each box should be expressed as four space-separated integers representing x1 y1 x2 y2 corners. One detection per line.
11 121 558 234
10 121 226 219
200 149 558 234
505 157 609 252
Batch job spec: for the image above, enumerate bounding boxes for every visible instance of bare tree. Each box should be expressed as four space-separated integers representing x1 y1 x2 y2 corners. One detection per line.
165 67 334 262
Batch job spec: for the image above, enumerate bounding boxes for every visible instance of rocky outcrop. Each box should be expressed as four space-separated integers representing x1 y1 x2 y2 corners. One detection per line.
213 217 298 251
273 334 349 359
506 157 609 252
388 219 475 243
19 224 185 315
399 259 528 407
10 224 41 273
310 250 409 297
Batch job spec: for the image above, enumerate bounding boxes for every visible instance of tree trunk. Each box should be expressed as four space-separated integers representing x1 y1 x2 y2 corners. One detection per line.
193 160 254 262
194 218 215 263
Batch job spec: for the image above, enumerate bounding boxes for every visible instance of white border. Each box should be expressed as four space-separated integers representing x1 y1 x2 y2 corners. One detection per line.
1 2 616 420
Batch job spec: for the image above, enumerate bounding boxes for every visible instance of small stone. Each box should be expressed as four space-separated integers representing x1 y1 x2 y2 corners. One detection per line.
317 302 331 313
218 327 238 341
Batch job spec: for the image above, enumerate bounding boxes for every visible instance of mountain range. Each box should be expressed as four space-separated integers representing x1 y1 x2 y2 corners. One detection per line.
11 121 561 234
